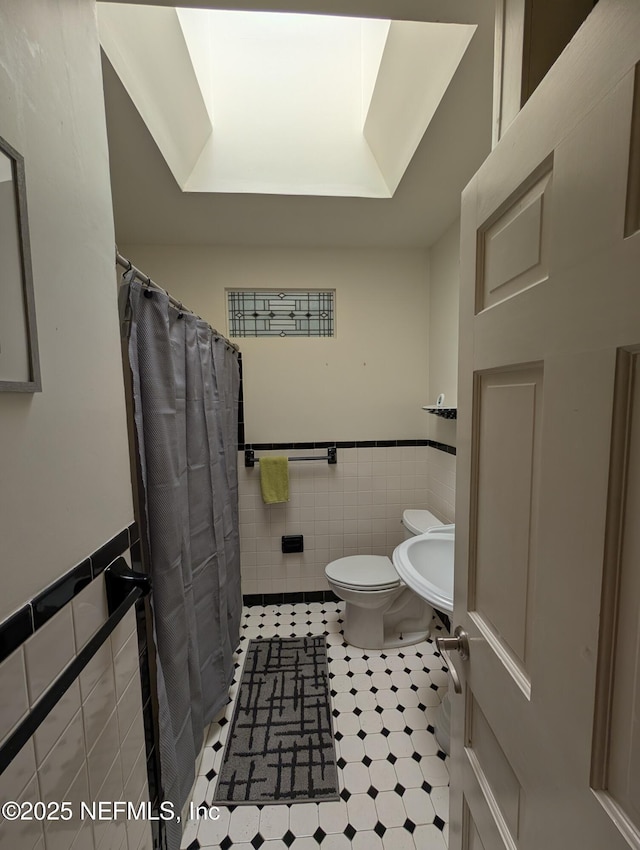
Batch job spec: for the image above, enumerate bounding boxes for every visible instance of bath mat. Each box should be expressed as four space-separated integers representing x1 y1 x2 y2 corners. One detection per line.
214 636 339 804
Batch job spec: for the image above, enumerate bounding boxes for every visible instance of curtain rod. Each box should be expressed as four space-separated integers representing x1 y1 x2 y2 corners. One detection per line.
115 248 240 353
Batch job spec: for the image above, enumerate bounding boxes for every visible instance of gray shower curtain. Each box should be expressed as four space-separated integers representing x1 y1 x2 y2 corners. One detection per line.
122 273 242 850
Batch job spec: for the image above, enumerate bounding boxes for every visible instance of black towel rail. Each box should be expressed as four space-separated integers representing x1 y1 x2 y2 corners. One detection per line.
245 447 337 468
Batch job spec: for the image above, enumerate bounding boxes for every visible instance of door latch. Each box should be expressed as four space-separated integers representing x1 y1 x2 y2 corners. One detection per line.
435 626 469 694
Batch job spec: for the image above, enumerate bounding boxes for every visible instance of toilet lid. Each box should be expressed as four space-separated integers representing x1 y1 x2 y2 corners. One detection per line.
402 509 442 536
325 555 400 590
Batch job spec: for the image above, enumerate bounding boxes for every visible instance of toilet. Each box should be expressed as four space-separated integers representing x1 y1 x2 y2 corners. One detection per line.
324 510 442 649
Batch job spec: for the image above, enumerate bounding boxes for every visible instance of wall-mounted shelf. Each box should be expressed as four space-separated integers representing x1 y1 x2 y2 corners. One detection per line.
422 405 457 420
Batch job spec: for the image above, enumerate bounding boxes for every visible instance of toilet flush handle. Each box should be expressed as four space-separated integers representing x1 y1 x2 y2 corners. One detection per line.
435 626 469 695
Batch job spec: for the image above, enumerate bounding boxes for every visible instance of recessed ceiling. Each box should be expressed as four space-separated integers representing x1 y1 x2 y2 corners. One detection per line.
98 5 475 198
99 0 494 248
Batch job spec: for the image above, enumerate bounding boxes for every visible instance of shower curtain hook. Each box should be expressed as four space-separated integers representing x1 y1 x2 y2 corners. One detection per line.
121 259 133 281
141 273 154 298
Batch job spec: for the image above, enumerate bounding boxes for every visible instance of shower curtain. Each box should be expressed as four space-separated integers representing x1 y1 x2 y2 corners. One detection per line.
122 272 242 850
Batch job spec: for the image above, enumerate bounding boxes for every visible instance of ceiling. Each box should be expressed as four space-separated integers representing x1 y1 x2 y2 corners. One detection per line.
101 0 494 249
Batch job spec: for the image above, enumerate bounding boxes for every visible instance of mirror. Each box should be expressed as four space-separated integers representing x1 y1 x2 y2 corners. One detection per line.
0 135 41 392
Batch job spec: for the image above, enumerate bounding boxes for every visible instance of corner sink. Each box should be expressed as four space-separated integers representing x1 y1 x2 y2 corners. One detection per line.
392 525 455 614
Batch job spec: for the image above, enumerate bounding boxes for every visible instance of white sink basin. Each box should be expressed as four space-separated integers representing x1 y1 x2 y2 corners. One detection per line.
393 525 455 614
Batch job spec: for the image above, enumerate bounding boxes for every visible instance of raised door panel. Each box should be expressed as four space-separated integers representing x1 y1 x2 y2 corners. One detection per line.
625 63 640 237
466 695 523 844
477 166 552 313
470 366 543 692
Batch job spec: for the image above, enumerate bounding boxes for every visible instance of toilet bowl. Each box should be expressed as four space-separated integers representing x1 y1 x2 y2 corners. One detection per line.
324 510 443 649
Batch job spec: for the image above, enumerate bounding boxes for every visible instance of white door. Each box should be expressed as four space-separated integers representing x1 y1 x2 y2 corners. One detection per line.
450 2 640 849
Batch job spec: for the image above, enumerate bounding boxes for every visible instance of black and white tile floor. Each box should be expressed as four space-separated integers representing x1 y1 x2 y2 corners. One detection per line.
180 602 450 850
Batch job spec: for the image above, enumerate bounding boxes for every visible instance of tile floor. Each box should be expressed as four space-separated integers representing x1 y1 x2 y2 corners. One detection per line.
180 602 450 850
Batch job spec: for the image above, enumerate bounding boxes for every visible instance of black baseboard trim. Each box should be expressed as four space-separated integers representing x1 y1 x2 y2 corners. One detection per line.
242 592 453 633
243 590 340 607
436 612 451 633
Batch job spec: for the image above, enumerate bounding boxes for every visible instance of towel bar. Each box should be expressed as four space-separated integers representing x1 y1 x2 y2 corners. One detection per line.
245 447 337 467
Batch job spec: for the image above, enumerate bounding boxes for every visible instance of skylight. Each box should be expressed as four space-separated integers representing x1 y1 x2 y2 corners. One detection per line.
98 5 476 198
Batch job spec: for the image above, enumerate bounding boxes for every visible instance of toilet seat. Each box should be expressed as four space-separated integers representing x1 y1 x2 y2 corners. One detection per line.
325 555 400 592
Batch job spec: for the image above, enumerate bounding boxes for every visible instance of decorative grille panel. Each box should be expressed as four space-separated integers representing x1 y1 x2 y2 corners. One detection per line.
228 290 334 337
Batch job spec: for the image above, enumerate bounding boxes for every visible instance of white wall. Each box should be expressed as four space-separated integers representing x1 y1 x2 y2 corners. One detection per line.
427 217 460 449
0 0 133 621
425 217 460 523
364 21 476 195
119 244 430 443
98 3 212 189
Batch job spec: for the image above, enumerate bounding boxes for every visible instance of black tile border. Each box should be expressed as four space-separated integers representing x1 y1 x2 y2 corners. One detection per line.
0 522 137 665
243 590 340 607
428 441 457 456
32 560 92 630
238 439 455 456
0 606 33 666
92 529 131 577
237 353 245 449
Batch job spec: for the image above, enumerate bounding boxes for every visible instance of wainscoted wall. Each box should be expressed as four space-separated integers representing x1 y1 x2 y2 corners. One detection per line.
0 530 155 850
239 442 455 596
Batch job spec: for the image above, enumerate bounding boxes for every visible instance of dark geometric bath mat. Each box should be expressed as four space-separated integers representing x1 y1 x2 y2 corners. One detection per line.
214 636 339 805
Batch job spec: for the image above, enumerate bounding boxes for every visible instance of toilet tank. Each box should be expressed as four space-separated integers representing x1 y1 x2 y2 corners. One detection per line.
402 509 443 540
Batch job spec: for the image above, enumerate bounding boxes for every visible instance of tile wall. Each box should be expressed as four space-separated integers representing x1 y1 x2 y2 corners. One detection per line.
0 536 154 850
238 443 456 596
425 447 456 525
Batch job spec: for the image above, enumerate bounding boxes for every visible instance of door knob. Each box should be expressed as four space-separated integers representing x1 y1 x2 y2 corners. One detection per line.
435 626 469 694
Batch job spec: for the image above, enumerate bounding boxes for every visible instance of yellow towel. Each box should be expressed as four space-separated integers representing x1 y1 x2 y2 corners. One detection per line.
260 456 289 504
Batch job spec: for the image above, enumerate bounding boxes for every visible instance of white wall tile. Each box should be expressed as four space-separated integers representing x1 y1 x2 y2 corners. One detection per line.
42 763 91 850
79 642 113 703
117 672 144 740
123 746 150 814
87 709 121 797
113 630 139 701
0 738 37 804
126 783 152 850
72 577 109 649
37 708 85 801
0 775 43 850
0 647 29 743
93 756 126 850
34 679 81 765
110 608 136 657
120 713 145 787
24 606 76 705
68 819 95 850
82 663 117 753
